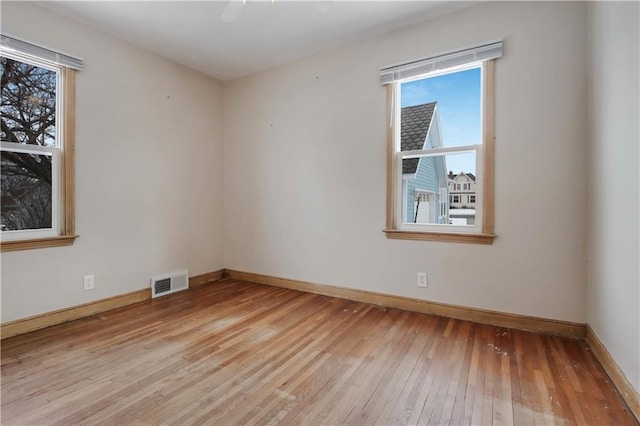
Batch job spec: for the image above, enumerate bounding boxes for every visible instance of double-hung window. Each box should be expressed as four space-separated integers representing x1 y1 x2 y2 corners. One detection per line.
381 41 501 244
1 35 82 251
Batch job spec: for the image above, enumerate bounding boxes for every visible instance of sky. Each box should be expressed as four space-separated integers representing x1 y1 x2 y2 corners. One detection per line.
401 66 481 175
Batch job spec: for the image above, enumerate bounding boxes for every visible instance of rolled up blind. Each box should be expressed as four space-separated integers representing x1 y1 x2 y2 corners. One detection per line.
1 34 83 71
380 40 502 85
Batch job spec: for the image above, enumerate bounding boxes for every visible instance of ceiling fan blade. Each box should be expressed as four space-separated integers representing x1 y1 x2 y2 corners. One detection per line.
221 0 245 23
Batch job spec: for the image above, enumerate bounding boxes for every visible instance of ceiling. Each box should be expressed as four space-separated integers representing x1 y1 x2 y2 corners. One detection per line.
40 1 478 81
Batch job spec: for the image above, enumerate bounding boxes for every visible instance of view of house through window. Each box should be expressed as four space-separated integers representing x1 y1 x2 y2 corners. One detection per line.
1 55 60 236
398 65 481 228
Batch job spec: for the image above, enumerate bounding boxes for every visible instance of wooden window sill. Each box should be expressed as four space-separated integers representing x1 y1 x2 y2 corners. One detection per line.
1 235 78 252
384 229 495 244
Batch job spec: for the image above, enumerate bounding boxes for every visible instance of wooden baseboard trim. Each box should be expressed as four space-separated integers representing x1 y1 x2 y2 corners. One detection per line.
586 326 640 422
1 289 150 340
1 269 226 340
189 269 225 287
224 269 586 339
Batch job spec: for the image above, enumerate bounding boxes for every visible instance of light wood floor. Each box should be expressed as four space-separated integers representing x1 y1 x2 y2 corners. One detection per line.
1 280 637 425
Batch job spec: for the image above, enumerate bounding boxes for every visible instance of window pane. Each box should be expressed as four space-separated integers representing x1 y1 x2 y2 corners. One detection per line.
400 67 481 148
401 102 436 175
402 152 476 225
1 57 57 147
1 151 52 231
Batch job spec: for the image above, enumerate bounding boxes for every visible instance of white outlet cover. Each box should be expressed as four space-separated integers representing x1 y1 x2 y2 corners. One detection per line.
83 275 95 291
417 273 428 288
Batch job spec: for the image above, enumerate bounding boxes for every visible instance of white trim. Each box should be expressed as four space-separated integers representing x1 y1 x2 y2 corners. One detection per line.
393 82 402 152
473 147 484 228
401 179 408 225
400 145 481 159
394 82 402 228
0 227 58 241
397 62 482 85
400 222 480 234
380 40 502 85
0 142 55 154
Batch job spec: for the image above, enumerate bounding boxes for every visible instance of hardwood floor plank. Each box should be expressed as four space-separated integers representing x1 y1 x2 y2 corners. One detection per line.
295 307 396 424
383 317 441 425
2 280 637 426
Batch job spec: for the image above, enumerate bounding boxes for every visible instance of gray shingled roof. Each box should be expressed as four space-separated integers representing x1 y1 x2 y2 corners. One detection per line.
401 102 436 174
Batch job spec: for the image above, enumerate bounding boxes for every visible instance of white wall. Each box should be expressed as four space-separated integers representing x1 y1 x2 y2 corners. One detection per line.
1 2 225 322
223 2 589 323
587 2 640 392
3 3 637 392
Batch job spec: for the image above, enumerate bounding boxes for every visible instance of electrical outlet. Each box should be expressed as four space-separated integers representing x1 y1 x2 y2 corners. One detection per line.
83 275 95 291
417 272 428 288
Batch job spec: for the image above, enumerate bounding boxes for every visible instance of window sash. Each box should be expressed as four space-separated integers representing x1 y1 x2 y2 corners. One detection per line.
1 50 64 150
1 142 61 240
395 145 483 233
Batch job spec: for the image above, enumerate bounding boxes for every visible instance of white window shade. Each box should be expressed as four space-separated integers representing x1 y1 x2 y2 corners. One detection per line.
379 40 502 85
1 34 83 71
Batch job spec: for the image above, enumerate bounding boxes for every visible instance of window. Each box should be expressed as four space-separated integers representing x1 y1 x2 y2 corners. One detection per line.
1 35 81 251
382 41 500 244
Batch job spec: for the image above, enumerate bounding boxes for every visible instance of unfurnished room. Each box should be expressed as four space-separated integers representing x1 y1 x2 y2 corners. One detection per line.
1 1 639 424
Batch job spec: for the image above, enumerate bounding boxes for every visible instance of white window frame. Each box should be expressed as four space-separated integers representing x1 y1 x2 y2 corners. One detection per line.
393 62 485 234
1 53 63 240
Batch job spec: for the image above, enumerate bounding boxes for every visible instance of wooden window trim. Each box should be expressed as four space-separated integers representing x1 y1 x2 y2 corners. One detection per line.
1 68 78 252
384 60 496 244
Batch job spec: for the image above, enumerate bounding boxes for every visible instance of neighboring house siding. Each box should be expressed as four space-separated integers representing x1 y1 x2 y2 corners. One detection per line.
448 173 476 209
405 130 429 222
400 102 448 224
447 172 476 225
404 120 448 224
